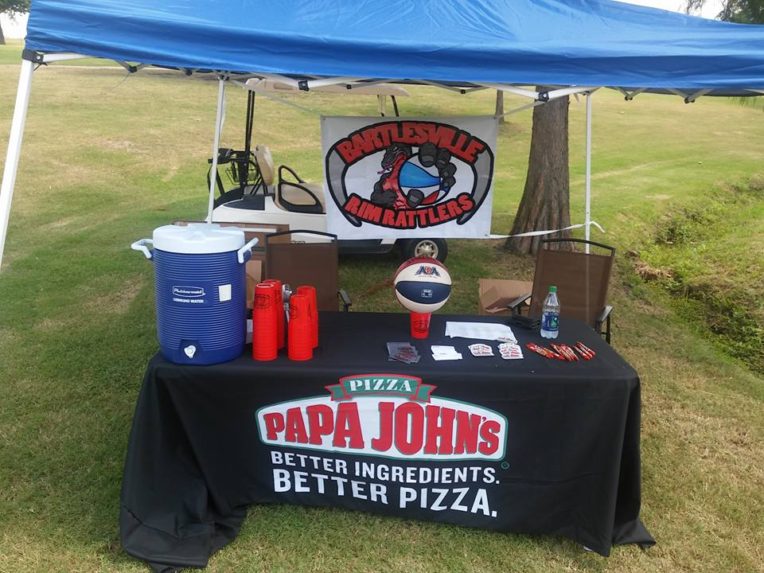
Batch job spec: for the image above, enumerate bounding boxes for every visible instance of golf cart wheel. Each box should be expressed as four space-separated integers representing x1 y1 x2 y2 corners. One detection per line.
400 238 448 262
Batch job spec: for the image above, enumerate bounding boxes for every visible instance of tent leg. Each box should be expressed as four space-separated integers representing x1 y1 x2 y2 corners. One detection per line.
584 92 593 254
206 78 227 223
0 59 35 270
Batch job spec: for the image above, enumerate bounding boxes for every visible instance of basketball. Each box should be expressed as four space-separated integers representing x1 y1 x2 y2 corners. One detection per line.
393 257 452 314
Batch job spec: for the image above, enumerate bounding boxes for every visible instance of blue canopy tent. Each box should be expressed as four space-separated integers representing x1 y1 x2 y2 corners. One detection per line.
1 0 763 266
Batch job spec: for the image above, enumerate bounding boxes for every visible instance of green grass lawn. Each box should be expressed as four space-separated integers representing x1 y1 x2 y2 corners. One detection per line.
0 47 763 573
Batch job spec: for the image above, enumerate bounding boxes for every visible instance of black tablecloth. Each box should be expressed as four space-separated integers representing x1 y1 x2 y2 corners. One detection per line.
120 313 654 571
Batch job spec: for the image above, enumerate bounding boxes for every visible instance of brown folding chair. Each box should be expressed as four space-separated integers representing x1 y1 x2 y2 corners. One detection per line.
509 238 615 343
264 230 351 311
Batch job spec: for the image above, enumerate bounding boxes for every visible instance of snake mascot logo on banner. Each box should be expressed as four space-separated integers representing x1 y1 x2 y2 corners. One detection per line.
325 121 494 230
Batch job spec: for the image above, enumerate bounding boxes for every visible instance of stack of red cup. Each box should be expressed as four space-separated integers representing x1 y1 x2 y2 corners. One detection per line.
288 293 313 361
252 282 278 361
262 279 285 350
295 285 318 349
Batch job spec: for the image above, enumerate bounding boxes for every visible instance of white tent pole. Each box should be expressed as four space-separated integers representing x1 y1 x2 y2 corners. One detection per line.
0 59 35 270
206 77 227 223
584 91 593 253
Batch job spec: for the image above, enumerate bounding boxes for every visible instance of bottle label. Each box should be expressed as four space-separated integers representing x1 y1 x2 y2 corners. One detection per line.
541 311 559 332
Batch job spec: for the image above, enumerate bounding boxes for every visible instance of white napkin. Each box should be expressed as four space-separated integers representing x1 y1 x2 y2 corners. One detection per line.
431 345 463 361
445 321 517 343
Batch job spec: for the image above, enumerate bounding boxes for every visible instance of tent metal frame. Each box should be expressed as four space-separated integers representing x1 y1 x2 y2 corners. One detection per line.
2 49 756 267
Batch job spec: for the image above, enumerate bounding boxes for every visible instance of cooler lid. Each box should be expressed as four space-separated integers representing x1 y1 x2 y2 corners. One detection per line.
153 223 245 254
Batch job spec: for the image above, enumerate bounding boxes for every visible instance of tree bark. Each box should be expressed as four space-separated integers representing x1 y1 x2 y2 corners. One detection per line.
505 90 571 255
495 91 505 124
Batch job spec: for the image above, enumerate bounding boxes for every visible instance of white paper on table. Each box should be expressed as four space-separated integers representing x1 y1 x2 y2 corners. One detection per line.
432 353 463 361
431 345 463 361
445 321 517 343
431 345 459 354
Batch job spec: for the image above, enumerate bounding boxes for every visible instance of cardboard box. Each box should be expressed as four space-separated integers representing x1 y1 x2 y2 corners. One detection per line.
478 278 533 316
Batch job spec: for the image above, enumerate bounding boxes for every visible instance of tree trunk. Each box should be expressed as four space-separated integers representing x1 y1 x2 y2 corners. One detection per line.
505 90 571 255
0 23 6 45
495 91 505 124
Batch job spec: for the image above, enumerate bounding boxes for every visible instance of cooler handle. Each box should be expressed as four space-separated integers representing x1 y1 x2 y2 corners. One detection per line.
131 238 154 260
237 237 259 264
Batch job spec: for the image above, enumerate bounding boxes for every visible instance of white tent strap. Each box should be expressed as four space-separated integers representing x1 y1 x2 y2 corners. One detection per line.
255 73 397 94
499 100 543 117
231 79 323 115
617 87 647 100
615 87 715 103
302 76 361 90
117 62 147 73
482 83 539 99
39 52 88 63
485 84 597 102
545 86 598 100
684 89 712 103
500 86 599 117
417 80 489 95
420 80 477 94
493 220 605 240
347 78 397 91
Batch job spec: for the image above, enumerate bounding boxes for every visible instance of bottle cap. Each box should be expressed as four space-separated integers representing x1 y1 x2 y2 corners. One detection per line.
549 285 557 293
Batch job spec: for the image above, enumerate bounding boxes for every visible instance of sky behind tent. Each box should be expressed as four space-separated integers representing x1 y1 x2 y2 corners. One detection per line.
616 0 722 17
2 0 725 39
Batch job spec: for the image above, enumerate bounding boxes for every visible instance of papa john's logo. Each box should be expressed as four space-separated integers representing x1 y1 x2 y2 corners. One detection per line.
325 121 494 230
256 374 507 461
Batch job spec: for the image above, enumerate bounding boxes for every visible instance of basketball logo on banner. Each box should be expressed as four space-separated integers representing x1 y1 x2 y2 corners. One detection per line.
322 117 497 239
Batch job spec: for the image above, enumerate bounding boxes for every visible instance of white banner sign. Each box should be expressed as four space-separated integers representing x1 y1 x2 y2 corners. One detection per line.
322 116 498 239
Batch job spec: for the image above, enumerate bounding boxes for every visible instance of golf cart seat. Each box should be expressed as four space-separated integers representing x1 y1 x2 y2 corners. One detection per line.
254 145 326 215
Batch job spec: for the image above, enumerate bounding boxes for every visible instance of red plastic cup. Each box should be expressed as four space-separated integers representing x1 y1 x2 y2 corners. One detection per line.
296 285 318 349
288 294 313 361
262 279 285 349
410 312 431 339
253 282 278 361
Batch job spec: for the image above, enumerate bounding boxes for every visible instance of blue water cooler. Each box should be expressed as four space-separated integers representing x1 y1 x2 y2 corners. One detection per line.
132 224 258 365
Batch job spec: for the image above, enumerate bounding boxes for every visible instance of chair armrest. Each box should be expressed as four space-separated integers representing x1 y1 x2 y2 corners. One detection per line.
338 289 352 312
595 305 613 327
507 293 532 315
595 305 613 344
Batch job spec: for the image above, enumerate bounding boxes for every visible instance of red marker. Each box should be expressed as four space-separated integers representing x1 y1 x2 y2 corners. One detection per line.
526 343 564 360
574 341 596 360
552 343 578 361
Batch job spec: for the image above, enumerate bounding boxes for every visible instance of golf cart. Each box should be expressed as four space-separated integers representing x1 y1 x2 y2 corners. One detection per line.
210 80 448 261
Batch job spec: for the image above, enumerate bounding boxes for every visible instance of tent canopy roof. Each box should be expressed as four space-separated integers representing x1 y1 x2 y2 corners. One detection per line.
24 0 764 94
